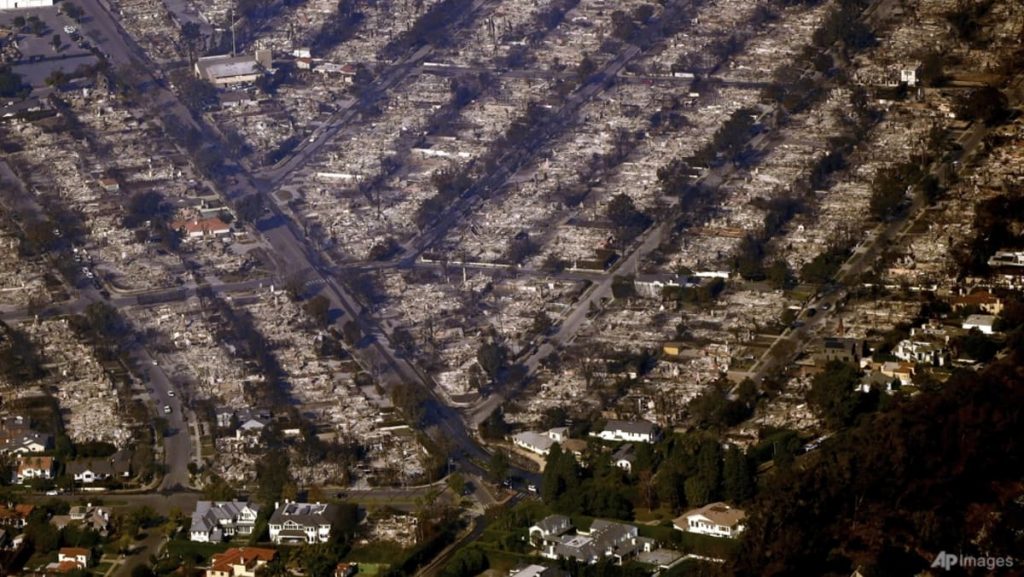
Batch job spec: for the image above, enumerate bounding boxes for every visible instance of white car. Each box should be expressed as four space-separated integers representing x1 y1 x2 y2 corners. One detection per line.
163 405 172 414
63 25 76 34
168 390 175 397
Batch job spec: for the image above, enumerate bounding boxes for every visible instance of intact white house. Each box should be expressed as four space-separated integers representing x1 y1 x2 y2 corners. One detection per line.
591 420 660 444
190 501 261 542
529 515 655 565
673 503 746 538
962 314 996 335
268 501 336 544
66 452 131 484
1 432 51 454
57 547 90 569
511 427 570 456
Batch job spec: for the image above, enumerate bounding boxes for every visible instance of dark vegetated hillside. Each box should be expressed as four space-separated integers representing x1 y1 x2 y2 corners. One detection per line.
728 356 1024 576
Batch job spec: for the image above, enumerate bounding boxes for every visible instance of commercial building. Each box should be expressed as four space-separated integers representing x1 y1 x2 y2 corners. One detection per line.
195 51 273 86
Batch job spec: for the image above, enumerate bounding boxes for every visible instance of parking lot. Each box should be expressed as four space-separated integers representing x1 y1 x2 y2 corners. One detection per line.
1 7 98 87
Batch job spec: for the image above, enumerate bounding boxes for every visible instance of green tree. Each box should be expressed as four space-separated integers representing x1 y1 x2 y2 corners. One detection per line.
542 443 582 507
734 235 766 281
124 191 172 228
488 450 509 483
179 21 203 63
45 70 69 87
0 67 24 98
531 311 554 336
539 406 568 430
25 519 61 553
440 546 488 577
303 295 332 328
607 193 651 244
684 475 712 507
301 544 342 577
0 321 45 383
254 450 292 505
479 410 510 440
655 465 684 511
82 301 125 339
766 259 794 290
696 439 723 500
956 86 1009 126
170 70 218 114
236 194 266 223
919 50 946 86
446 472 467 495
807 361 863 429
610 10 636 41
62 2 84 21
341 321 361 345
476 340 507 381
723 445 755 504
869 165 911 220
952 329 1000 363
576 52 597 83
202 474 237 501
800 246 849 284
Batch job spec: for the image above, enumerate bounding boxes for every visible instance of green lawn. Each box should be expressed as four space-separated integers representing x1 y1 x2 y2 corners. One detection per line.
633 507 675 524
785 284 817 301
345 541 407 564
353 563 385 576
164 538 231 562
661 558 720 577
674 532 741 558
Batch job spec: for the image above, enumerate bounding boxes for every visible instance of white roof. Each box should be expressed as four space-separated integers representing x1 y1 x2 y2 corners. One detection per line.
963 314 996 326
513 431 554 452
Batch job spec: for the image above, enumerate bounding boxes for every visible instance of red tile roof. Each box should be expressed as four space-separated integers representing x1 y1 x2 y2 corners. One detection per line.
56 560 82 573
210 547 277 573
173 217 231 236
